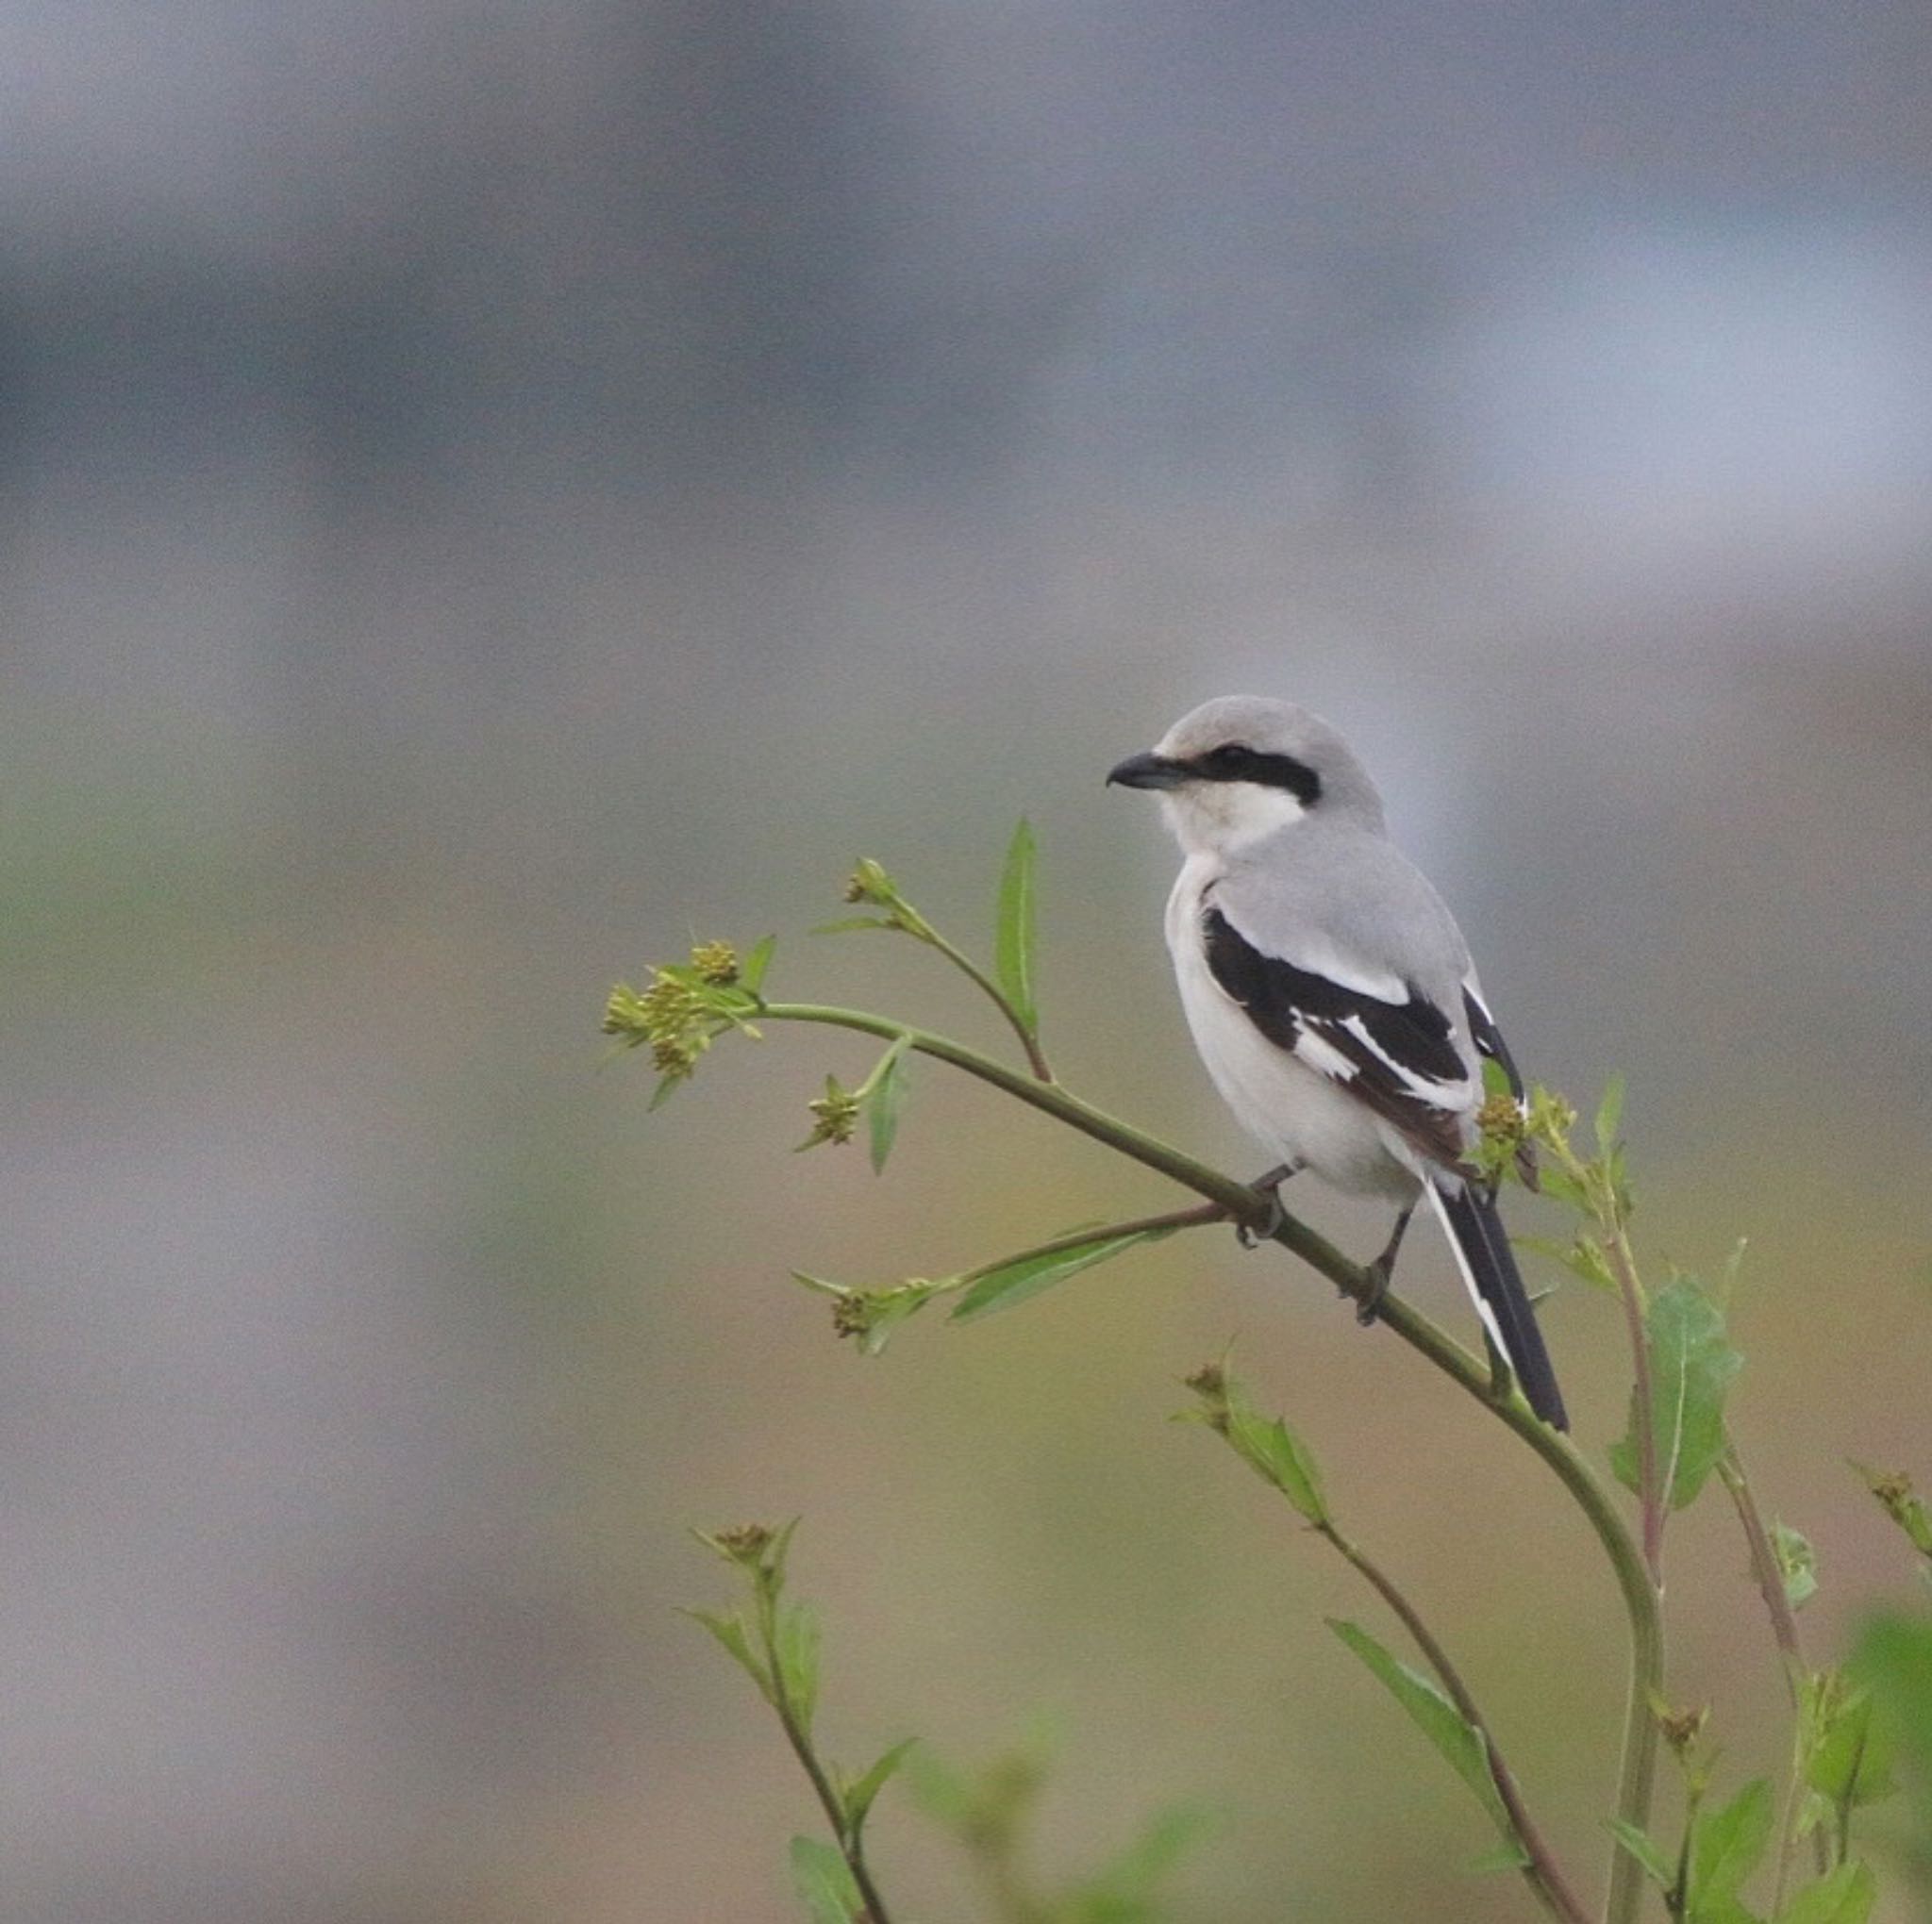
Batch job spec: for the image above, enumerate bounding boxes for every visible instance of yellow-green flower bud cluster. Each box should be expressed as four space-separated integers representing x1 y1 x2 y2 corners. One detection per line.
690 940 740 986
602 941 762 1092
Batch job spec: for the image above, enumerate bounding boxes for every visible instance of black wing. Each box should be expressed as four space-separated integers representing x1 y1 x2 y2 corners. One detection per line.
1202 905 1473 1169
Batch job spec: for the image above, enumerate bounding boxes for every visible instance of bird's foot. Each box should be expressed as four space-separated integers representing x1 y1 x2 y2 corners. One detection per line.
1353 1202 1417 1325
1234 1163 1302 1249
1355 1255 1395 1326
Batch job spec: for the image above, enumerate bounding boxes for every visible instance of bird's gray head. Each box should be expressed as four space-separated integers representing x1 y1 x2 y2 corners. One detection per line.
1107 695 1386 854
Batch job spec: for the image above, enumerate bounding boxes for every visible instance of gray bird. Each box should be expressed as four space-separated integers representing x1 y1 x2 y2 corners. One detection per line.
1108 695 1567 1430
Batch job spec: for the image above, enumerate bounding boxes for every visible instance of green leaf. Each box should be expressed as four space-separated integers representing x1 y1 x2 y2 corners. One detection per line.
854 1282 941 1357
844 1736 918 1833
994 817 1039 1037
1326 1619 1522 1858
1606 1818 1674 1889
1609 1277 1743 1511
789 1835 863 1924
742 933 777 993
1850 1614 1932 1846
866 1037 910 1175
898 1747 975 1829
873 1285 942 1357
1806 1682 1895 1809
1594 1072 1626 1153
1467 1840 1537 1875
1538 1165 1592 1217
681 1608 774 1701
949 1228 1174 1325
1772 1524 1818 1610
1222 1385 1328 1524
1775 1862 1876 1924
1064 1801 1217 1912
774 1600 821 1734
1518 1234 1617 1294
1687 1778 1774 1914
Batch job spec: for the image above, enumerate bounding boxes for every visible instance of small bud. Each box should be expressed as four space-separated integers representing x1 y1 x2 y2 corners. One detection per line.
691 939 740 987
1529 1087 1578 1145
1654 1699 1708 1761
1183 1362 1227 1401
842 857 896 905
798 1076 860 1149
641 974 706 1033
602 983 651 1040
1853 1461 1932 1555
653 1036 699 1077
710 1522 775 1565
831 1291 874 1339
1181 1362 1232 1435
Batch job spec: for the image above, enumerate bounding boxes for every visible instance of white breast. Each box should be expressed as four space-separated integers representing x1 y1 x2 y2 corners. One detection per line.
1164 855 1423 1202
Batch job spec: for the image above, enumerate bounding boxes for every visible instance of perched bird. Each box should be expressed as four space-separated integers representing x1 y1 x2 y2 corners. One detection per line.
1108 695 1567 1430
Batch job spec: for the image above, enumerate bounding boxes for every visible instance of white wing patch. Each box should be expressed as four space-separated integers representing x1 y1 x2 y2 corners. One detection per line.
1339 1013 1473 1108
1199 904 1476 1169
1292 1027 1359 1082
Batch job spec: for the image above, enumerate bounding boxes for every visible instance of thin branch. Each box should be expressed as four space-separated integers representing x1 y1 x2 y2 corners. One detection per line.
758 1000 1665 1924
754 1585 895 1924
1604 1228 1663 1586
1320 1521 1591 1924
1770 1709 1812 1918
1718 1443 1830 1899
923 927 1056 1083
1717 1448 1805 1696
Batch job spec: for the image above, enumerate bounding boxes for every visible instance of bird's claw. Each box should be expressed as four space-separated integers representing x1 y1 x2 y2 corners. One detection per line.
1234 1164 1300 1249
1355 1257 1393 1326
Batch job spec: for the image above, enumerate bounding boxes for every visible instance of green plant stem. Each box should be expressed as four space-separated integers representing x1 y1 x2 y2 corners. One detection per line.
754 1591 895 1924
1716 1449 1805 1700
1319 1522 1591 1924
1605 1227 1663 1586
1718 1446 1831 1899
1770 1706 1811 1917
759 1001 1664 1924
922 928 1056 1083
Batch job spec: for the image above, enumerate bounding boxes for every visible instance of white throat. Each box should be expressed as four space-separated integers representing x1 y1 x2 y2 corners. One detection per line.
1159 782 1307 857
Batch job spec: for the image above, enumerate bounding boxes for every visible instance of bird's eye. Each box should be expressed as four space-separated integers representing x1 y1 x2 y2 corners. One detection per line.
1205 743 1255 776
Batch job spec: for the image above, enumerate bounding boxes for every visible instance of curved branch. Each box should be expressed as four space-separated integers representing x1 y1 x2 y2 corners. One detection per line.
1321 1521 1591 1924
759 1001 1664 1921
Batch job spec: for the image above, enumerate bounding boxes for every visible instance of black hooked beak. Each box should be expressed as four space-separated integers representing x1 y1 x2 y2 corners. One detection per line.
1106 751 1190 791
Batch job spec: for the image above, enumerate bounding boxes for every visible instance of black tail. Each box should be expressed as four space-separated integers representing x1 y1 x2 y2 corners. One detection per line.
1427 1184 1569 1431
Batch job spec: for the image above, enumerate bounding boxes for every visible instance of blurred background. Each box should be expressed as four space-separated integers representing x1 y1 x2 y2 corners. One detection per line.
8 3 1932 1918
